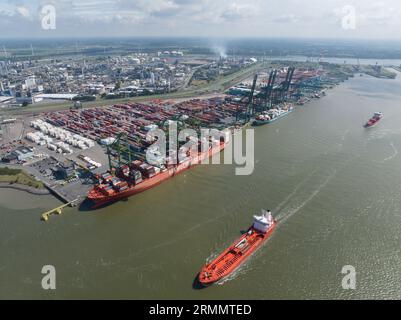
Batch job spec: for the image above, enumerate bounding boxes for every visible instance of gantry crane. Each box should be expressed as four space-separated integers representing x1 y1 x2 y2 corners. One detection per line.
259 69 277 111
107 132 139 172
272 67 295 105
245 74 258 122
235 74 258 123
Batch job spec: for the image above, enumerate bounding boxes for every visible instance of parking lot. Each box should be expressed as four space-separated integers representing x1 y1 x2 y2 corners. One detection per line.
0 115 110 203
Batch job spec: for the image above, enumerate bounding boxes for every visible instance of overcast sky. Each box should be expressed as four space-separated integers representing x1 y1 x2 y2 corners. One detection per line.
1 0 401 39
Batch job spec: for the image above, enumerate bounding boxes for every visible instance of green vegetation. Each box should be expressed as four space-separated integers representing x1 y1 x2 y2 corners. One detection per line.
0 167 44 189
73 95 96 102
319 62 355 82
361 66 397 79
190 79 208 87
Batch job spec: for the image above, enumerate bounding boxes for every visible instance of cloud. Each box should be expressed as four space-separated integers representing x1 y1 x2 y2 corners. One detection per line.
357 2 401 26
16 6 30 18
272 14 299 24
220 2 261 20
1 0 401 39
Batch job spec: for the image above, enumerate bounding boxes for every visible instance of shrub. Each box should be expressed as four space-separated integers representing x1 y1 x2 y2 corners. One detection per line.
0 167 22 175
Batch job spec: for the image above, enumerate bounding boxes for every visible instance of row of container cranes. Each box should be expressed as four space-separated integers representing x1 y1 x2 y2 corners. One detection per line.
235 66 326 122
238 67 295 122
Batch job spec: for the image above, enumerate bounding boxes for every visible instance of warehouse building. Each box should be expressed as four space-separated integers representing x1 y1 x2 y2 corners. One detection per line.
1 146 34 163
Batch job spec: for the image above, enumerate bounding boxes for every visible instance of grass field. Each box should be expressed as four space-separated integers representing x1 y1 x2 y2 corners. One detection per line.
362 66 397 79
0 167 44 189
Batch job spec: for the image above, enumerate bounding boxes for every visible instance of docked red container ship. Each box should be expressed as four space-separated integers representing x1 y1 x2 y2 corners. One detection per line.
198 210 276 286
87 135 229 208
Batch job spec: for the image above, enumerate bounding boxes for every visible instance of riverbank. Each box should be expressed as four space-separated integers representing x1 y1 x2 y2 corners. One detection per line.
0 182 50 195
361 65 397 79
0 167 45 189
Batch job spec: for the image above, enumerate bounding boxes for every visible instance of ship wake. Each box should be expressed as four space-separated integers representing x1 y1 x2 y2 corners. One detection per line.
276 169 337 225
381 141 398 162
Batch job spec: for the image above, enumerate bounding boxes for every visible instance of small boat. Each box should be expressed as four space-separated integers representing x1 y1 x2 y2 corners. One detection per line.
364 112 383 128
198 210 276 286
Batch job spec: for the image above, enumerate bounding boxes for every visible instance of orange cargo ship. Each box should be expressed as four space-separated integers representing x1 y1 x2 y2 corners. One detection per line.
87 140 227 208
198 210 276 286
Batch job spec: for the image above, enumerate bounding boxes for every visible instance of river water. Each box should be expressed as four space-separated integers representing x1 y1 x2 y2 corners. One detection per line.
267 55 401 66
1 72 401 299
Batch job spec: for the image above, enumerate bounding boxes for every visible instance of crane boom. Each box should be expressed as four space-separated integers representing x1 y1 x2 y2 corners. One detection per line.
246 74 258 122
107 132 138 172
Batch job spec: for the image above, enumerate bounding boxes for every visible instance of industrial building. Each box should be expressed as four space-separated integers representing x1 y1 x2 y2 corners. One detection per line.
56 160 76 180
1 146 34 163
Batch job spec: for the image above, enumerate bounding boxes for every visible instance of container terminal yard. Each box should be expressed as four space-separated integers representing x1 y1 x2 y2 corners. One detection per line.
0 60 366 214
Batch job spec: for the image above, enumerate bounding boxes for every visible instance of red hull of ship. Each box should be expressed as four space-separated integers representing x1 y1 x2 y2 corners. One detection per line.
364 119 381 128
87 142 226 208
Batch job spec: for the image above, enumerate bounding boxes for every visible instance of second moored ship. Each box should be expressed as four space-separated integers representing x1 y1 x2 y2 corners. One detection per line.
252 104 294 126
